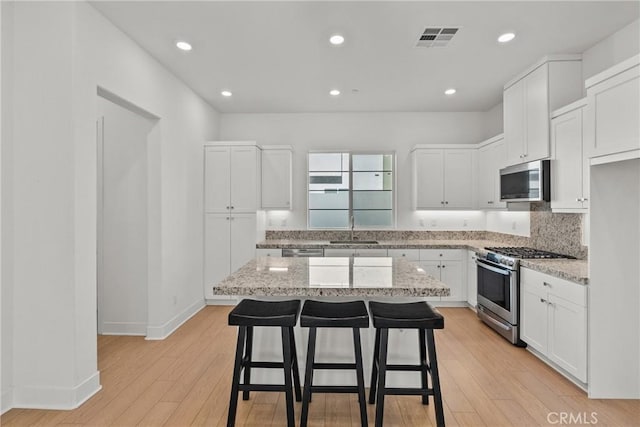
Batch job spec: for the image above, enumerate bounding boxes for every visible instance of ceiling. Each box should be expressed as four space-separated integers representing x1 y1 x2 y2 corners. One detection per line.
90 1 639 114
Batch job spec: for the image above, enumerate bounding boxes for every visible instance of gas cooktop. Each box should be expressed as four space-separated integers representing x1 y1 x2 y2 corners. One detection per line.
485 247 575 259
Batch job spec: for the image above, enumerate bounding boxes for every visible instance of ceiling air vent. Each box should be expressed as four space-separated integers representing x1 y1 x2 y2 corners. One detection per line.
416 27 459 48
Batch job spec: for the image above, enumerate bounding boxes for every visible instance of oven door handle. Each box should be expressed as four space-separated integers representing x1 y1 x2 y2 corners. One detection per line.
476 260 511 276
478 307 511 331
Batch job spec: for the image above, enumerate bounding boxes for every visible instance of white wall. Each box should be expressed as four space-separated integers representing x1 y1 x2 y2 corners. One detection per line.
220 112 492 230
1 1 219 411
589 158 640 398
582 19 640 81
483 102 504 137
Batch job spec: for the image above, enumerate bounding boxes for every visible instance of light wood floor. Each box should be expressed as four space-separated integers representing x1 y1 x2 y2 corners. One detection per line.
2 307 638 426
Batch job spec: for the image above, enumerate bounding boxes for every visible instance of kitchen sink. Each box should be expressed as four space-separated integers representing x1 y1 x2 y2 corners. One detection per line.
329 240 379 244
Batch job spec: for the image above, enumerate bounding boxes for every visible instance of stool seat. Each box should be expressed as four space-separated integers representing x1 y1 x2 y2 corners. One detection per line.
229 299 300 327
300 300 369 328
369 301 444 329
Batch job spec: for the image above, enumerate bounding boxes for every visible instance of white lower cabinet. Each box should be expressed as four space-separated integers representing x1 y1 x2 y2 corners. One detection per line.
520 267 587 383
204 213 257 301
256 248 282 257
417 249 465 303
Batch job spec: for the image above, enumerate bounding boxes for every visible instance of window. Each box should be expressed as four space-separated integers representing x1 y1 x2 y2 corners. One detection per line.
308 152 394 229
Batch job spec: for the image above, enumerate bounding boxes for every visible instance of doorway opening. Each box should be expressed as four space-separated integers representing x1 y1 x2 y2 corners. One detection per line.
96 88 160 337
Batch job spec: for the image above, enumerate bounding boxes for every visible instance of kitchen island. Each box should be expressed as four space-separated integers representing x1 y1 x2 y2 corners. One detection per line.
213 256 450 387
213 256 451 298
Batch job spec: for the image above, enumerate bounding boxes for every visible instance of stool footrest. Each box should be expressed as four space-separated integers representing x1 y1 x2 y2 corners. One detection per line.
244 361 284 369
385 364 428 372
310 385 360 394
239 384 288 393
382 387 434 396
313 362 357 370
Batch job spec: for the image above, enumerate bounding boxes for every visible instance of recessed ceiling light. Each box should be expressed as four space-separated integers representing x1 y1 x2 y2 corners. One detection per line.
444 88 456 95
329 89 341 96
221 90 232 97
176 41 192 51
329 34 345 45
498 32 516 43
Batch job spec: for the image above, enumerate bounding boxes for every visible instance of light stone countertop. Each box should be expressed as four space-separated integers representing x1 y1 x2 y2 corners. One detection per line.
520 259 589 285
213 256 450 297
256 239 589 285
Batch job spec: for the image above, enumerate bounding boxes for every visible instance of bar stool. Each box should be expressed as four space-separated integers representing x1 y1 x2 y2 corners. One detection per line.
299 300 370 427
368 301 445 427
227 299 302 427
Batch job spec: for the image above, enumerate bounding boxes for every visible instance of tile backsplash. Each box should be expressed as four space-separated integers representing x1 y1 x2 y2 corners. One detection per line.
265 209 587 259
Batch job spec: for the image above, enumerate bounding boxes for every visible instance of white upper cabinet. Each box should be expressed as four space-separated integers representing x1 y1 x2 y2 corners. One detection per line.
584 54 640 161
261 146 293 210
204 142 261 213
477 135 507 209
551 100 589 212
412 146 475 210
503 55 583 167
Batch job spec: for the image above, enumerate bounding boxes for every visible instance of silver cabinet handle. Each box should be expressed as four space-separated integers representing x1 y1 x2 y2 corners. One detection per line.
445 201 449 205
543 282 551 287
576 198 582 202
442 264 446 268
441 201 445 205
582 198 588 202
230 206 234 209
488 201 494 204
226 217 230 220
437 265 441 268
540 298 547 304
226 206 230 209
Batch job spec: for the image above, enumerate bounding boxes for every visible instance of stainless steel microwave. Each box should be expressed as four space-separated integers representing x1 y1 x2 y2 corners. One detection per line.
499 160 550 202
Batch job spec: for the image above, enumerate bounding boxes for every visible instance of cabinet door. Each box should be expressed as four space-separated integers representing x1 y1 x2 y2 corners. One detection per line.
440 260 464 301
204 214 231 299
414 150 444 209
262 149 292 209
418 261 441 302
504 79 526 165
230 214 257 273
548 294 587 382
387 249 420 261
477 145 495 209
551 108 585 210
230 146 259 212
588 66 640 158
520 283 548 353
204 147 231 213
443 150 474 208
467 252 478 307
525 64 551 162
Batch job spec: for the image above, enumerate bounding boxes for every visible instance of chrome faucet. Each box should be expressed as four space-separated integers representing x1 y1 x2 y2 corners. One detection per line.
350 215 355 241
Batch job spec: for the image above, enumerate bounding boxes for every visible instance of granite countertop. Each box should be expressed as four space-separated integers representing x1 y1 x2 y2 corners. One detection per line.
520 259 589 285
256 239 589 285
213 256 451 297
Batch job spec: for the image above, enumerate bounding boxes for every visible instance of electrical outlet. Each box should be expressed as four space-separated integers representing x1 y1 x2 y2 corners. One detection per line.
463 219 468 227
431 220 437 227
419 219 424 227
512 221 517 230
281 219 287 226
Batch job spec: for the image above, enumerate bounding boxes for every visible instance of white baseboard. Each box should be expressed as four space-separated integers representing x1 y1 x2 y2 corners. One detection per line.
205 298 238 306
11 371 101 410
1 389 13 415
145 299 205 340
100 321 146 336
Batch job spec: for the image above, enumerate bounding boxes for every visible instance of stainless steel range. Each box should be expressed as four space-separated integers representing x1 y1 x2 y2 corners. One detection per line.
476 247 573 346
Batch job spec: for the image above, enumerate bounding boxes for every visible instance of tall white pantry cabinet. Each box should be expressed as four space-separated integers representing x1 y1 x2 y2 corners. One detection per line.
204 142 261 301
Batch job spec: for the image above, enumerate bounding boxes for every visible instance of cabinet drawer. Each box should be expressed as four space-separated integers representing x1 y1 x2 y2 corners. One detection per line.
521 267 586 306
419 249 463 261
256 248 282 257
355 249 388 257
324 249 355 257
387 249 420 261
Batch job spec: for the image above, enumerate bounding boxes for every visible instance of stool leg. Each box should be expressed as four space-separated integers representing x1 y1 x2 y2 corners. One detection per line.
352 328 368 427
242 326 253 401
300 327 317 427
227 326 246 427
289 327 302 402
374 328 389 427
419 328 429 405
281 327 295 427
427 329 445 427
368 327 381 404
